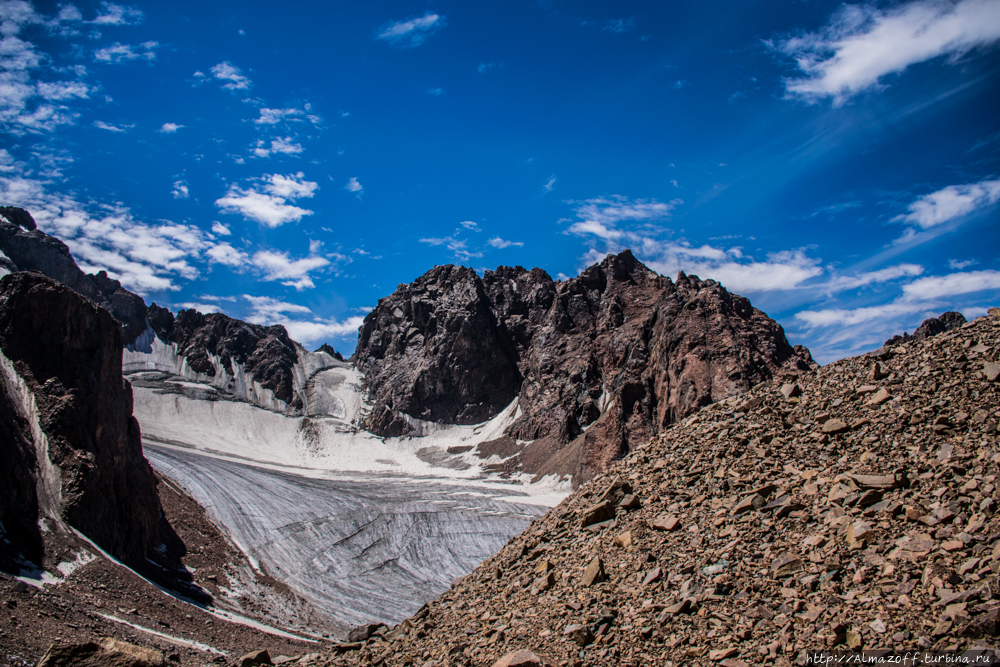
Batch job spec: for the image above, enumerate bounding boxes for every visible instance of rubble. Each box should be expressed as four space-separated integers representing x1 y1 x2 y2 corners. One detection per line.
303 310 999 666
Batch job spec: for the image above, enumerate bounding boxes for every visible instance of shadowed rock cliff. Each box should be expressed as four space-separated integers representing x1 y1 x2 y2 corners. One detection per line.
356 250 815 482
0 272 161 565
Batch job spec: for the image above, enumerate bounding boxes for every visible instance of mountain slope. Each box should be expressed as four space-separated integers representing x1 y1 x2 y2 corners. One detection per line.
357 250 815 483
312 308 1000 667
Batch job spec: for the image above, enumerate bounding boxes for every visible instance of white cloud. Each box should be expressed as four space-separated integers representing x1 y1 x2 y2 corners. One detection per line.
211 221 231 235
252 136 303 158
251 250 329 290
0 174 242 295
426 87 444 96
280 317 367 345
459 220 480 231
566 195 824 293
345 177 362 194
543 176 556 192
159 122 183 133
171 180 189 199
778 0 1000 104
893 178 1000 230
795 300 937 328
0 8 89 134
419 236 482 262
177 302 224 314
488 237 523 249
206 243 247 268
901 269 1000 301
243 294 312 322
821 263 925 293
376 12 444 48
215 172 317 228
92 2 142 25
209 61 251 91
94 41 158 63
948 258 977 270
254 107 303 125
93 120 132 132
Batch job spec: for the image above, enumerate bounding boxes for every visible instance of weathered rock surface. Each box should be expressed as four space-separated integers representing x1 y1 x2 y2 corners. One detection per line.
147 306 303 407
0 271 161 565
308 308 1000 667
357 251 815 482
884 311 967 348
0 207 149 345
36 637 164 667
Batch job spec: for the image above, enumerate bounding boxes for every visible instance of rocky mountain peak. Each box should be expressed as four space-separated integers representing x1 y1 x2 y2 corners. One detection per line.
357 251 815 483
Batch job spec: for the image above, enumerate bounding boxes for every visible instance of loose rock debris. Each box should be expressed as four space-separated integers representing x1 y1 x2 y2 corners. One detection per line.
289 311 999 667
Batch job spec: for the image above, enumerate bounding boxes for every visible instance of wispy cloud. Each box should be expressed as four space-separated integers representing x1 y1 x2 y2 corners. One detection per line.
459 220 480 231
94 41 158 63
243 294 368 345
419 236 482 262
893 178 1000 232
208 61 251 91
426 87 444 96
215 172 318 228
253 107 314 125
92 2 143 26
171 180 189 199
211 222 231 236
159 122 183 133
376 12 445 48
252 136 303 158
543 176 556 192
250 249 329 290
488 237 523 249
0 174 240 294
604 17 635 34
777 0 1000 104
93 120 132 132
345 177 363 196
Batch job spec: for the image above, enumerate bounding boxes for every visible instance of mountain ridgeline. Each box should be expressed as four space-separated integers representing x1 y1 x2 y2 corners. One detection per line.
356 251 817 483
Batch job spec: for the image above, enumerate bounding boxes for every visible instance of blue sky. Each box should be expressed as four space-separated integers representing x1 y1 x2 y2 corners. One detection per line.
1 0 999 362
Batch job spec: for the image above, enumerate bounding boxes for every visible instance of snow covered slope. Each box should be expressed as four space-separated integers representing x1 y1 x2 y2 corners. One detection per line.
127 353 570 634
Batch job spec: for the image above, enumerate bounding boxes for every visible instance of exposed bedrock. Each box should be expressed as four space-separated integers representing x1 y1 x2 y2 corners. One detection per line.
0 271 161 565
357 250 815 482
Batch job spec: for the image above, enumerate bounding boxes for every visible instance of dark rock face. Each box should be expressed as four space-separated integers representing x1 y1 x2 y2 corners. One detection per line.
356 265 523 426
149 307 301 405
356 250 815 481
884 311 967 347
0 208 149 345
0 272 161 565
316 343 344 362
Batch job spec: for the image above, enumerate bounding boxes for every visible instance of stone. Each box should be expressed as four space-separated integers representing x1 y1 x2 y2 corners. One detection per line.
847 473 902 489
822 419 850 434
866 388 890 405
238 650 273 667
984 363 1000 382
563 623 594 646
614 530 633 550
847 521 875 550
846 630 863 650
781 383 802 399
652 515 681 531
580 501 615 527
642 567 662 586
580 557 606 586
709 648 739 661
492 650 547 667
347 623 387 643
869 619 887 634
770 555 803 579
36 638 165 667
734 494 765 515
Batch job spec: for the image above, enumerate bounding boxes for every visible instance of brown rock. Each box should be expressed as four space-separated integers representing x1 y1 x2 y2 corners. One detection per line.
614 530 633 550
984 363 1000 382
822 419 850 434
238 650 273 667
652 515 681 531
709 648 739 661
563 624 594 646
580 500 615 527
770 555 803 579
37 638 164 667
492 649 547 667
580 557 606 586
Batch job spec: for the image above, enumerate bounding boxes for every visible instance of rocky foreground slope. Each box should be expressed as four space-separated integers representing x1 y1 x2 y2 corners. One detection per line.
358 251 815 483
295 308 1000 667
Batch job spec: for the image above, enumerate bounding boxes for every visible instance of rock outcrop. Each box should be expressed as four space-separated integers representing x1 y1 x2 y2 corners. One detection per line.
356 251 815 481
146 306 302 407
0 207 149 345
311 309 1000 667
884 311 967 348
0 272 161 565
